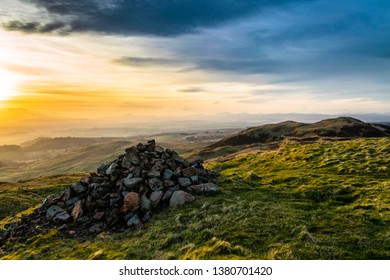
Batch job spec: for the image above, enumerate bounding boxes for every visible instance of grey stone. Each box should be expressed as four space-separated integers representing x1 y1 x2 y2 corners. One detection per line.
148 178 163 191
65 197 79 207
178 177 192 188
162 190 173 202
140 194 151 211
150 191 164 207
169 191 195 207
123 177 144 190
163 169 174 180
38 194 59 212
71 182 87 194
53 211 71 223
164 179 175 188
121 154 133 169
105 163 118 175
125 147 141 165
127 214 142 227
173 167 182 177
172 153 189 167
46 205 65 221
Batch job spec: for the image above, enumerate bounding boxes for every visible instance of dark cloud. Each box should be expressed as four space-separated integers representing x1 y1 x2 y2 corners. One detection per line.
4 20 69 34
114 56 179 67
4 0 307 36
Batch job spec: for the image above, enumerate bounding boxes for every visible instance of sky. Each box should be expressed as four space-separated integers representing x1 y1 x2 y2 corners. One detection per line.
0 0 390 133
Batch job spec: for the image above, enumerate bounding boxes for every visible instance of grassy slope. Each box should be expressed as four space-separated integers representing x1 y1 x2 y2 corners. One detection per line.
1 138 390 259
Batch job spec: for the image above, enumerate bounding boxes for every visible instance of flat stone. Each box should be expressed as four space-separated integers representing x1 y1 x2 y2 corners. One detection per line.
46 205 65 221
150 191 164 207
173 167 182 177
122 192 140 213
93 212 105 221
123 177 144 190
172 153 189 167
65 197 79 207
53 211 71 223
169 191 195 207
71 182 87 194
191 183 220 194
178 177 192 188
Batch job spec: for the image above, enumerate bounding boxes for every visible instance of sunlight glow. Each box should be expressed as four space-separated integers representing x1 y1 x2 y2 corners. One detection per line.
0 68 19 102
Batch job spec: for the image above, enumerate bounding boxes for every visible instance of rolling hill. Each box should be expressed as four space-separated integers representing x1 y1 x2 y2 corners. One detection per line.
208 117 390 148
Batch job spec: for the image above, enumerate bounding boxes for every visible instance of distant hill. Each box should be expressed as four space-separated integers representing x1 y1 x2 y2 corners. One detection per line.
208 117 390 148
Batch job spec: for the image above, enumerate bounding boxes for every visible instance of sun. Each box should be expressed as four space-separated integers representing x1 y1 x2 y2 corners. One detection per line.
0 68 20 101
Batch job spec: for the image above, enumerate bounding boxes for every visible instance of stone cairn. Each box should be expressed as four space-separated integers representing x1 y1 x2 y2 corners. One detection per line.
0 140 219 243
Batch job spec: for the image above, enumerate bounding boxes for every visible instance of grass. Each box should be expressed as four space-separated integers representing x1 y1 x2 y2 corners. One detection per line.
1 138 389 259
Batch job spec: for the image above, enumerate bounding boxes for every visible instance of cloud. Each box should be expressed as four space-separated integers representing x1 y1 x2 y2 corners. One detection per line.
177 87 204 93
114 56 180 67
4 20 69 34
3 0 307 36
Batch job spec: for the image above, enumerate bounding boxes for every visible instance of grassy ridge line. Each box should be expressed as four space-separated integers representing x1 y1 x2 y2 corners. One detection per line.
1 138 390 259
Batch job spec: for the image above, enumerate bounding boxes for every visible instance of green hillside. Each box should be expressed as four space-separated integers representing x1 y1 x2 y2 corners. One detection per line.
1 138 390 259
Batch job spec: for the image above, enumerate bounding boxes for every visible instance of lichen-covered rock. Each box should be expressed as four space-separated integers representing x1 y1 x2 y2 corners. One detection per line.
122 192 140 213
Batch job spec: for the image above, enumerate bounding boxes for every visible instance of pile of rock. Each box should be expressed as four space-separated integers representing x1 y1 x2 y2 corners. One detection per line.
1 140 219 241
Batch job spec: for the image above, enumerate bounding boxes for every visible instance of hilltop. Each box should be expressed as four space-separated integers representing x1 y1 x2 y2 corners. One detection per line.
0 137 389 259
208 117 390 149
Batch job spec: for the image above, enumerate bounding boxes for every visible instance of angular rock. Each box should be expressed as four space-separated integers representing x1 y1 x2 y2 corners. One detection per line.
125 147 141 165
146 139 156 152
46 205 65 221
164 179 175 188
53 211 71 223
191 183 220 194
38 194 59 212
178 177 192 188
122 192 140 213
172 153 189 167
71 182 87 194
127 214 142 228
123 177 144 190
162 190 173 202
66 197 79 207
140 194 151 211
105 163 119 175
163 169 174 180
169 191 195 207
148 178 163 191
173 167 182 177
121 154 134 169
71 200 84 221
155 145 164 154
150 191 164 207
